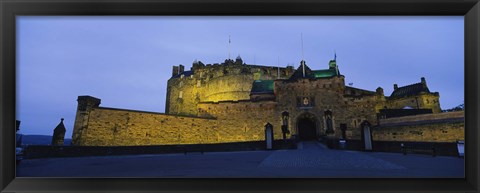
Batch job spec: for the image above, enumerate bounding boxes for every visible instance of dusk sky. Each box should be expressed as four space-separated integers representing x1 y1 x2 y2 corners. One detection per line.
17 16 464 138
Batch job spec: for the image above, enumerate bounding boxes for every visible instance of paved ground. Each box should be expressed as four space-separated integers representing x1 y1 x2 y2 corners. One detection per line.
17 141 464 178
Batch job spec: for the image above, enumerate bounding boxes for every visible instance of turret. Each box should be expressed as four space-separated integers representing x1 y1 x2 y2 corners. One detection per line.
394 84 398 90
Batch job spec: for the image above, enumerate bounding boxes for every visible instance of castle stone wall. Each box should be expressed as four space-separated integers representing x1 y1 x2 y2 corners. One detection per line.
166 63 294 116
373 111 464 142
72 97 282 146
372 122 464 142
73 107 220 146
198 101 282 140
73 59 451 147
386 93 441 113
378 111 463 125
273 77 383 139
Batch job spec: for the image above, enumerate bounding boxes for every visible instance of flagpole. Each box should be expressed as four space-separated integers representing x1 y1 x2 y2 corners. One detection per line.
228 35 231 60
335 50 339 76
277 56 280 79
301 33 305 78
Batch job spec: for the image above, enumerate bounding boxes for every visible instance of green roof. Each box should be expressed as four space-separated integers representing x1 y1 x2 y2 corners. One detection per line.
312 69 338 78
251 80 274 94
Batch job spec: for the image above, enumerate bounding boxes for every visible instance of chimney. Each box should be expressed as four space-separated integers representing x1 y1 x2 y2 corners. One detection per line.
172 66 179 77
179 65 185 73
393 84 398 90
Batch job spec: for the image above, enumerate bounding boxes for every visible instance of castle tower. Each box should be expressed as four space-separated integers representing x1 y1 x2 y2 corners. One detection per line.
51 118 66 146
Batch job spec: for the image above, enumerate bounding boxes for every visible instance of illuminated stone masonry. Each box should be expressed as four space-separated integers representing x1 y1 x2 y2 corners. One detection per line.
72 56 462 146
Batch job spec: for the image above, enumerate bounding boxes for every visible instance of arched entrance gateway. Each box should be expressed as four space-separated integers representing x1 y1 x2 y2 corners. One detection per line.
296 113 318 141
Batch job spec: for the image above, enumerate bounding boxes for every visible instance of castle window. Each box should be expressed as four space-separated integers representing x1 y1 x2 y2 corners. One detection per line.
179 82 183 87
180 74 185 79
179 91 183 99
197 80 201 87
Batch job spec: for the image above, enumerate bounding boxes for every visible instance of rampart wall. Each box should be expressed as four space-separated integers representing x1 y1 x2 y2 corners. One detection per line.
373 111 464 142
197 100 282 140
73 96 281 146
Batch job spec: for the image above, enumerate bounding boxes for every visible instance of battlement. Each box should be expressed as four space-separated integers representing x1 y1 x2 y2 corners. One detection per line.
170 59 295 80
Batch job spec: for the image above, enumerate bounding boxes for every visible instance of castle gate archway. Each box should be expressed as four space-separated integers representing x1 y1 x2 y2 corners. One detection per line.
296 113 318 141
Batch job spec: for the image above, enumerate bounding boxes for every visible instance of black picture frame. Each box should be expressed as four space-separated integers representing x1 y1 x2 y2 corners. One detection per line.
1 0 478 192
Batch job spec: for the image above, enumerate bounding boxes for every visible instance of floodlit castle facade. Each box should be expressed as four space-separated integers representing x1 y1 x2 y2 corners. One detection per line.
71 56 448 146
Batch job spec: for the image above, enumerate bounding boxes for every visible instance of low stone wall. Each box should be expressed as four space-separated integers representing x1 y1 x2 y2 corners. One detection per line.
372 122 464 142
373 111 464 143
76 106 280 146
24 140 296 159
323 139 460 156
378 111 464 126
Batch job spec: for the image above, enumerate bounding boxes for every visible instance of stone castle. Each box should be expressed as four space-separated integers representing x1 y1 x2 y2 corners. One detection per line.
71 56 450 146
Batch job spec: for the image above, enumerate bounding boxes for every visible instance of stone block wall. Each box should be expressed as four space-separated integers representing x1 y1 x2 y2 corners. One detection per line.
372 122 464 142
73 107 221 146
373 111 464 142
273 77 382 139
73 96 281 146
386 93 441 113
378 111 464 125
198 100 282 140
